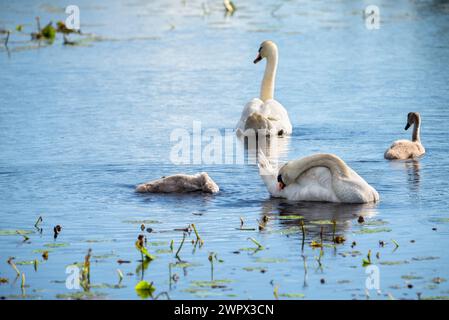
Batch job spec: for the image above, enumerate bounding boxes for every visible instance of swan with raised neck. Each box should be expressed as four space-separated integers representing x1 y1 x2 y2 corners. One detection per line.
236 40 292 137
384 112 425 160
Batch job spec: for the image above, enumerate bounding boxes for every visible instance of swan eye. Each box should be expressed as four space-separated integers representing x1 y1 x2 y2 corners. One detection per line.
277 175 283 183
258 47 262 53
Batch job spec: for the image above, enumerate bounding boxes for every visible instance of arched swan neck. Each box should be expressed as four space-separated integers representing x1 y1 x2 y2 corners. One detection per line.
281 154 351 185
260 51 278 102
412 115 421 142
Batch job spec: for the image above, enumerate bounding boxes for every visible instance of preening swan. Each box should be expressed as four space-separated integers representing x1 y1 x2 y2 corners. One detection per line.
236 40 292 136
136 172 219 194
384 112 425 160
258 153 379 203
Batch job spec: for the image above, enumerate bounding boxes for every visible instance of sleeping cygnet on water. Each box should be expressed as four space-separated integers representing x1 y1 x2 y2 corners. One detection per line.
136 172 219 194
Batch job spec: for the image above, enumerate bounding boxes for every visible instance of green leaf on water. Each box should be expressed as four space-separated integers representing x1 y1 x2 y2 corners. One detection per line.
190 279 233 288
123 219 161 224
412 256 440 261
279 293 305 298
15 260 35 265
429 218 449 223
254 257 288 263
44 243 69 248
135 281 155 299
41 23 56 40
310 220 335 225
354 227 392 234
379 260 410 266
0 230 34 236
278 215 304 220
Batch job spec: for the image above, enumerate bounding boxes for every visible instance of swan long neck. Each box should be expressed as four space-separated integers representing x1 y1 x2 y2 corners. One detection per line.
281 154 351 185
412 115 421 142
260 49 278 102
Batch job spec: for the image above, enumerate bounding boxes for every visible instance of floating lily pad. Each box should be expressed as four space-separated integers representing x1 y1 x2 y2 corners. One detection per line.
279 293 305 298
123 220 160 224
182 288 226 297
0 230 34 236
155 249 171 254
44 243 69 248
56 291 107 300
363 220 389 226
310 220 335 225
412 256 440 261
148 241 169 246
379 260 409 266
254 258 288 263
15 260 35 265
135 280 155 299
429 218 449 223
243 266 267 272
190 279 233 288
354 228 392 234
171 262 201 268
401 275 423 280
421 296 449 300
32 249 53 254
278 215 304 220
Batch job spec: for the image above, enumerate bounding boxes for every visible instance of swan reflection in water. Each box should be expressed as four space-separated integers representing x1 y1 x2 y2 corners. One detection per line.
389 159 421 195
237 133 291 165
258 199 378 288
259 198 379 243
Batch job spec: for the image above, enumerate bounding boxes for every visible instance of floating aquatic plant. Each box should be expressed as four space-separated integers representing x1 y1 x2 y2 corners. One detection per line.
248 237 264 250
135 235 155 261
191 224 204 246
175 233 186 259
7 257 20 276
362 250 372 267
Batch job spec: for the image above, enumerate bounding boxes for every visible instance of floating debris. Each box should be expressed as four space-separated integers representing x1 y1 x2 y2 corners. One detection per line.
53 225 62 239
354 227 392 234
432 277 446 284
16 230 30 242
175 232 187 259
117 269 124 284
357 216 365 223
223 0 236 15
135 235 155 261
392 239 400 250
7 257 20 276
248 237 264 250
379 260 410 266
42 251 49 260
362 250 372 267
191 224 204 246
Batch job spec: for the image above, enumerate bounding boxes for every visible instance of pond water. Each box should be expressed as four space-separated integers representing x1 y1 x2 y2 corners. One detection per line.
1 0 449 300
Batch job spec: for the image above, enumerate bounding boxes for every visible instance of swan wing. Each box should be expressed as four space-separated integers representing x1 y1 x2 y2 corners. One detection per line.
287 167 339 202
236 98 264 131
262 99 293 134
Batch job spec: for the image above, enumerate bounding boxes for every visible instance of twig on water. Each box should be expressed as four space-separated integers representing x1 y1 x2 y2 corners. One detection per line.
175 232 186 259
299 220 306 251
191 224 204 246
7 257 20 276
248 237 264 250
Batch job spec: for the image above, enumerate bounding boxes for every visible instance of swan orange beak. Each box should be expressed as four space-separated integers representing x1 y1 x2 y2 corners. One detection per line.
253 54 262 64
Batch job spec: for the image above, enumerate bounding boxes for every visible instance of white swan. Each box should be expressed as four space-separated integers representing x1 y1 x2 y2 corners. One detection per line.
136 172 219 194
384 112 425 160
236 40 292 137
258 153 379 203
